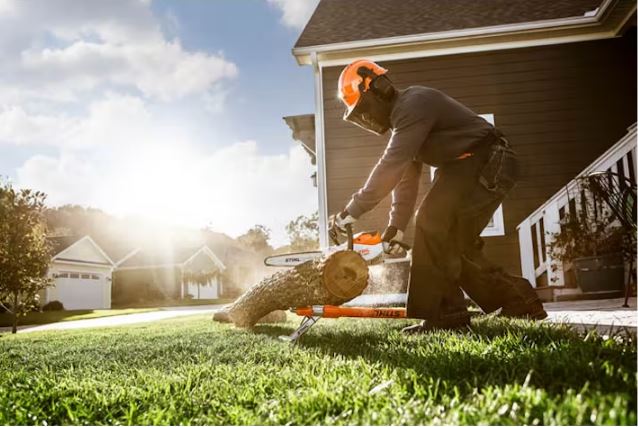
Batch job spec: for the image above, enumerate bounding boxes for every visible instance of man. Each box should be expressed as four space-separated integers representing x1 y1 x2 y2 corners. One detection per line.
330 59 547 333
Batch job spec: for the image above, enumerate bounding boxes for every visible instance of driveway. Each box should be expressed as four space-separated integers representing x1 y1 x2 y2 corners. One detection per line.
0 304 227 334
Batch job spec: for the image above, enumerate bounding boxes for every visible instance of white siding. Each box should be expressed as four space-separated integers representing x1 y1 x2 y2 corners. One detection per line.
55 237 111 265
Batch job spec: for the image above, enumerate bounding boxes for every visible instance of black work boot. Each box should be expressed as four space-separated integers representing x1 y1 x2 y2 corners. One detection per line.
499 277 547 319
402 286 471 334
460 255 547 320
401 312 471 334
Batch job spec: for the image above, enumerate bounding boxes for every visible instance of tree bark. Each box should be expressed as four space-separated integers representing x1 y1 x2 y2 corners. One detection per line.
226 251 369 328
12 291 18 334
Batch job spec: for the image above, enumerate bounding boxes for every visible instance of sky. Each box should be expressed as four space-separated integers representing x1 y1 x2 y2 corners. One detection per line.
0 0 321 246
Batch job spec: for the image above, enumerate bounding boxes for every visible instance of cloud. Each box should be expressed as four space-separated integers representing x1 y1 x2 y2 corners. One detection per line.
3 0 316 246
20 41 238 102
17 152 100 207
0 93 154 148
268 0 319 30
14 96 316 246
17 142 316 247
0 0 238 103
0 106 78 146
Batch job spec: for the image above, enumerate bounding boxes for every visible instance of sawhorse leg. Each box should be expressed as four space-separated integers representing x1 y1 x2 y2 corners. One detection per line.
279 316 320 343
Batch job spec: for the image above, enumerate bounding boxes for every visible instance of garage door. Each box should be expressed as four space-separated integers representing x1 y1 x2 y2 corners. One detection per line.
54 272 109 310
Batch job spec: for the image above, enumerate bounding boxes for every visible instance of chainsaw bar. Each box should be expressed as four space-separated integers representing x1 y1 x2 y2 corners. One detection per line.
264 230 411 267
263 250 323 267
264 245 381 266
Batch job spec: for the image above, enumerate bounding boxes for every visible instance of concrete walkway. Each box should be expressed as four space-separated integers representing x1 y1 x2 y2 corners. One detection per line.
544 297 636 335
0 304 226 334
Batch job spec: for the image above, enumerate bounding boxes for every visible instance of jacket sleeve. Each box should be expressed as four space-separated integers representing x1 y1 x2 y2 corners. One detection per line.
389 161 422 231
345 101 434 219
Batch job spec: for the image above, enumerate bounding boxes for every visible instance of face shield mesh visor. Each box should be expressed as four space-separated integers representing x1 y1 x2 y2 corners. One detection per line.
343 88 392 136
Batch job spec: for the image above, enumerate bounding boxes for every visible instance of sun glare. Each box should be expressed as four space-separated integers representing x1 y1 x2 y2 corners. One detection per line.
110 142 208 228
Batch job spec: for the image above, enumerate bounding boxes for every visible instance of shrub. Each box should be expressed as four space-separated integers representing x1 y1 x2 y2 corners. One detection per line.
42 300 64 311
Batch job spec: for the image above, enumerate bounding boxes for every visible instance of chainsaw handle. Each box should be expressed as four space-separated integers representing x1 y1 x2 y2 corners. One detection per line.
329 223 354 250
395 240 411 252
382 238 411 255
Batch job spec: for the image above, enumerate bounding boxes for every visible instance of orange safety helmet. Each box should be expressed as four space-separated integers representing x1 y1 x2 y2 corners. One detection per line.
338 59 388 110
337 59 395 135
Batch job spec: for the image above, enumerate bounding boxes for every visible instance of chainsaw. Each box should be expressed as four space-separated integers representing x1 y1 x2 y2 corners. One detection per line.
264 225 411 267
266 224 412 343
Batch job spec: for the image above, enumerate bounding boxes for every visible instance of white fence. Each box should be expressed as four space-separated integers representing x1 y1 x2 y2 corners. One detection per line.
517 123 637 287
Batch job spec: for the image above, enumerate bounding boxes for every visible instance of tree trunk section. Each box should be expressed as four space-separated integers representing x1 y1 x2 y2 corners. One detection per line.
226 251 369 327
12 292 18 334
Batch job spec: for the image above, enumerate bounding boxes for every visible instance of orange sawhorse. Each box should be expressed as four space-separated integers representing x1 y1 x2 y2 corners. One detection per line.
281 305 407 343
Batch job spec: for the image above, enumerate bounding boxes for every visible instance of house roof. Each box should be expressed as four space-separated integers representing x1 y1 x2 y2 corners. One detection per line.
295 0 603 48
91 236 137 264
48 235 82 257
48 235 115 266
48 234 135 264
117 244 224 271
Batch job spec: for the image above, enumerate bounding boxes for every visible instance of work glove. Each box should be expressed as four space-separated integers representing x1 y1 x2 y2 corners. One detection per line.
328 210 357 243
381 225 407 255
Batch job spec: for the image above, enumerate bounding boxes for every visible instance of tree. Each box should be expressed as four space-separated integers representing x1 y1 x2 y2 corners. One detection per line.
238 225 272 253
0 181 52 333
286 211 319 251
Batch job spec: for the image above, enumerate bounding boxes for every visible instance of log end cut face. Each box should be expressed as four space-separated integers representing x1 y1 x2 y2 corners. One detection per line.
322 250 369 299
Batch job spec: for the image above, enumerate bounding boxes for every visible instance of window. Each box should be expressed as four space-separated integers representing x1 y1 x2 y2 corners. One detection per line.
428 113 505 237
56 271 101 280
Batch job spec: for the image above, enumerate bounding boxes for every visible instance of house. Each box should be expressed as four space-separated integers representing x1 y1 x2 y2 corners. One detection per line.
287 0 636 292
113 244 225 304
45 235 121 310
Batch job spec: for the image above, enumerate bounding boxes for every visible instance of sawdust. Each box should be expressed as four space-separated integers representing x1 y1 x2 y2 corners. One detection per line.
365 263 409 295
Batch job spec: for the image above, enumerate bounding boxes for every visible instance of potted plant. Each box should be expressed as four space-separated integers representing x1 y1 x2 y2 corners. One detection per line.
548 197 629 292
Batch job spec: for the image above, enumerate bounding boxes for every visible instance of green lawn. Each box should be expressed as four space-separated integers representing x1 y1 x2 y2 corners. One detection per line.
0 314 635 425
0 308 157 327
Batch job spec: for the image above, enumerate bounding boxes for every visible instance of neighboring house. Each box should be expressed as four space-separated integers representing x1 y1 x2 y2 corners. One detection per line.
46 236 117 310
113 245 225 304
288 0 637 288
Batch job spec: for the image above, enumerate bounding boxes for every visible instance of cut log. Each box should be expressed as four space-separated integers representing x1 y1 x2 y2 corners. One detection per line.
257 310 287 324
226 251 369 327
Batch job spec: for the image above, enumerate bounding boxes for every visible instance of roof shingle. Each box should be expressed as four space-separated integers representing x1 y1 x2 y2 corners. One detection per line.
295 0 603 48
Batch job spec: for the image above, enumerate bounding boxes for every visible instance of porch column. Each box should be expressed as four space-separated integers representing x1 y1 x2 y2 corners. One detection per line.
180 267 184 299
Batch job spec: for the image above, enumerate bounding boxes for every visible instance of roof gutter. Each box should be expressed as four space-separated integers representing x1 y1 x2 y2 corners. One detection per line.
292 0 617 65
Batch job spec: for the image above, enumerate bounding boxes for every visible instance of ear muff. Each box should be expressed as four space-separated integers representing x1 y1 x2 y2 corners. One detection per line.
355 67 394 101
370 75 395 101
